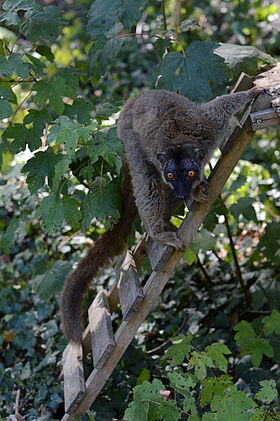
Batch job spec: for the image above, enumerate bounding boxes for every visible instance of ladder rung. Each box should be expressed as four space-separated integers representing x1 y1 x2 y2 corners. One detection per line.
118 251 144 320
88 290 115 369
63 343 85 414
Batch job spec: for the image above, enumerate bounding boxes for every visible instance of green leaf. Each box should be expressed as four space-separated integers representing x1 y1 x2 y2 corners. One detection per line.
33 261 72 300
23 109 52 150
35 45 55 62
81 178 121 233
263 310 280 336
38 194 81 233
0 216 27 253
201 376 233 406
183 247 197 265
61 196 82 230
234 320 273 366
162 333 193 366
33 71 78 114
188 350 214 380
191 228 216 253
234 320 256 347
0 0 39 25
156 41 229 102
49 116 92 157
20 6 64 42
0 87 17 104
168 372 196 397
255 380 278 404
0 53 30 78
229 197 257 222
87 128 123 172
87 0 146 37
0 99 13 119
37 195 64 233
124 379 165 421
214 43 275 79
52 157 71 192
64 98 94 125
205 342 231 373
256 221 280 264
211 387 257 421
22 149 61 193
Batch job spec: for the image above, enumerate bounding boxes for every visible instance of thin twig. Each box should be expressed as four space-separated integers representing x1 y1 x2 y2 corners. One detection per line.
196 255 212 284
162 0 167 30
220 196 250 304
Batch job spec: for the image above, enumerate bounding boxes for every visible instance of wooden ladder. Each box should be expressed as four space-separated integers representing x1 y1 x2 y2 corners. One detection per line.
60 67 280 421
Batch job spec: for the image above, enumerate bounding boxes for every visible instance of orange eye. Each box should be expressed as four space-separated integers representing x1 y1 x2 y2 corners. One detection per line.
167 172 174 179
187 170 195 177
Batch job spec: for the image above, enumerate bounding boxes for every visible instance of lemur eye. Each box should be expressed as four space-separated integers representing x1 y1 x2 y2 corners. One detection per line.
166 172 175 179
187 170 195 177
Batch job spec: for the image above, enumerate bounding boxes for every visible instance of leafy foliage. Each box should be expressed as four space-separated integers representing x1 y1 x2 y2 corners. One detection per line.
0 0 279 420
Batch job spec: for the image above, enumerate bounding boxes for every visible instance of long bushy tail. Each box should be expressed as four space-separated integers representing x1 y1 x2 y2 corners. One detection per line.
60 161 137 344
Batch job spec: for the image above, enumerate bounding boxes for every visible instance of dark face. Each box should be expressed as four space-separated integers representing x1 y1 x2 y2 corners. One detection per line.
163 158 201 200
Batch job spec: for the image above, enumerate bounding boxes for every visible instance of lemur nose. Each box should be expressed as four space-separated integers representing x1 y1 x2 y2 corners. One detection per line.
176 194 186 200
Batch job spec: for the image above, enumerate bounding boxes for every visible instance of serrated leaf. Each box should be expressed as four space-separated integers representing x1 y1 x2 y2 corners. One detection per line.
61 196 81 229
162 333 193 366
191 228 216 253
255 380 278 404
0 87 17 104
188 351 214 380
33 71 78 114
20 6 64 42
168 372 196 397
229 197 257 222
124 379 165 421
81 178 121 233
0 53 30 78
23 109 51 150
22 149 61 193
211 387 257 421
205 342 231 373
234 320 256 346
201 375 233 406
0 0 39 25
156 41 229 102
38 195 64 233
52 157 71 191
33 261 72 300
215 43 275 79
263 310 280 336
64 98 94 125
87 128 123 172
0 99 13 119
242 338 274 367
87 0 146 38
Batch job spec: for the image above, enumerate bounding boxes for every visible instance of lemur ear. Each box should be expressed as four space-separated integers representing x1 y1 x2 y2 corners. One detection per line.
194 147 206 160
157 152 167 165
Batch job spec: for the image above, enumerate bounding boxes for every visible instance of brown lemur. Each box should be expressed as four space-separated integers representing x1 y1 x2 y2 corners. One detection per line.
61 86 261 343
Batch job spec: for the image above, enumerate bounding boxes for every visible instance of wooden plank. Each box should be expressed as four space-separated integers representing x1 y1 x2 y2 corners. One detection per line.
63 343 85 414
146 237 170 271
250 108 280 130
88 290 115 369
63 104 258 421
118 251 144 320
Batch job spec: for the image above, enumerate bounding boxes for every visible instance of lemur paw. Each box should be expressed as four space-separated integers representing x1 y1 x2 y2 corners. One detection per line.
192 180 209 203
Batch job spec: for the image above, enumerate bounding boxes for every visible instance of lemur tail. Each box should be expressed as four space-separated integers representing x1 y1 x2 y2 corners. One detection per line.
60 161 137 344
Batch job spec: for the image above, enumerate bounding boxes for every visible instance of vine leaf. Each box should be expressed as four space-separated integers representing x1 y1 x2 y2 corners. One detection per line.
156 41 229 102
33 261 72 300
254 380 278 404
81 178 121 233
162 333 193 366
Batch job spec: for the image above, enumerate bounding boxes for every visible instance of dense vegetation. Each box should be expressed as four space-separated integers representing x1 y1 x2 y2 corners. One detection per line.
0 0 279 420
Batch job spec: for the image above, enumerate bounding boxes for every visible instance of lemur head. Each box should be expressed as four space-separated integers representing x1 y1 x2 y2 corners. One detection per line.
157 144 206 200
